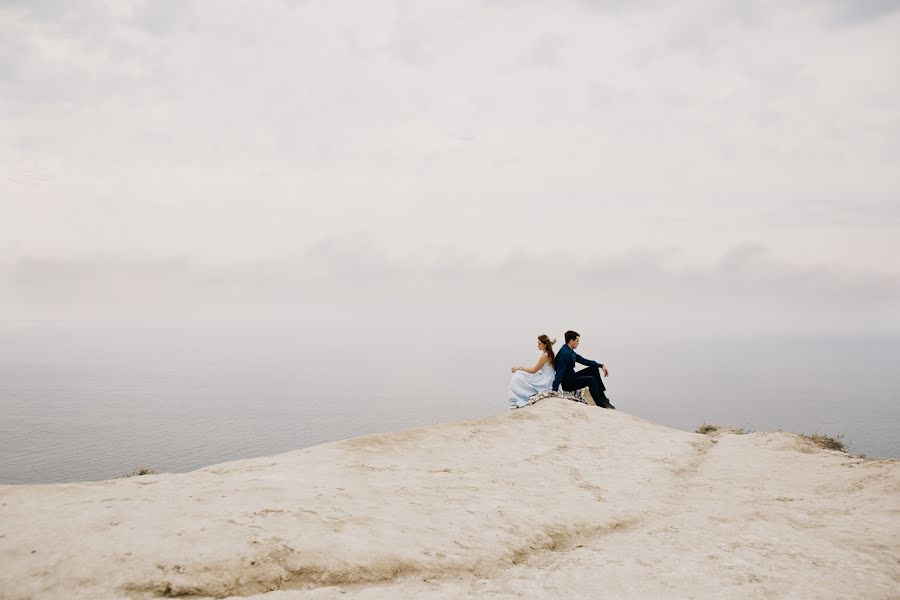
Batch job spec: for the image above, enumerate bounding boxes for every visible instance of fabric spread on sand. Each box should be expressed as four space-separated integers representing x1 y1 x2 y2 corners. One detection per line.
527 389 587 406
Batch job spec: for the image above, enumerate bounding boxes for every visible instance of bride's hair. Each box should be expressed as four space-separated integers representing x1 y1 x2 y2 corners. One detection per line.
538 334 556 364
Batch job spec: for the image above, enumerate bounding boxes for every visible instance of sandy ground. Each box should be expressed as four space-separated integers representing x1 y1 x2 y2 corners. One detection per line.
1 399 898 600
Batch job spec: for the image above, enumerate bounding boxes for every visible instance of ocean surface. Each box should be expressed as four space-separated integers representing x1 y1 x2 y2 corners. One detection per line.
2 319 898 484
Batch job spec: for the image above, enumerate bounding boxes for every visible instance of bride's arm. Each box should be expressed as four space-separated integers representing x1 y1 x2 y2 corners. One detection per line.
513 354 548 374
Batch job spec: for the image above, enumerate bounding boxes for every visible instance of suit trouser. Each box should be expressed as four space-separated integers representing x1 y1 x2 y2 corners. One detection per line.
562 365 609 406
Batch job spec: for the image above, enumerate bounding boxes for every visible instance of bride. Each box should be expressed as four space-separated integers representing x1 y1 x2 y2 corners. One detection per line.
507 334 556 409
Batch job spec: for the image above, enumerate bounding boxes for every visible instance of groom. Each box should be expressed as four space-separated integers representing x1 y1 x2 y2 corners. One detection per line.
552 330 615 409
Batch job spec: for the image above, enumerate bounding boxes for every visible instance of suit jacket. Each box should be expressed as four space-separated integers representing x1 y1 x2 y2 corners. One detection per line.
552 344 603 391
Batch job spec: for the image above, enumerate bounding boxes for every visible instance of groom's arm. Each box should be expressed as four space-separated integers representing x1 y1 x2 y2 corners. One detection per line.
552 354 566 391
574 352 603 369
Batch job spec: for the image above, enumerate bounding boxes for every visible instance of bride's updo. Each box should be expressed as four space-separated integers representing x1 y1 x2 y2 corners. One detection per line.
538 334 556 364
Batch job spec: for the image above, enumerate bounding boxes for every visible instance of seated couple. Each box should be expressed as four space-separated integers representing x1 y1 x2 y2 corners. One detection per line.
507 330 615 410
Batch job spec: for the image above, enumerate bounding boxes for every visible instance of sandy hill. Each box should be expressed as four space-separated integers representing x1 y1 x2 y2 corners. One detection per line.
1 399 898 599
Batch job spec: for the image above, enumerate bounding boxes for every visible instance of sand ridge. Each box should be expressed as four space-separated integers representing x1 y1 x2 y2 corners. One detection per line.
1 399 897 599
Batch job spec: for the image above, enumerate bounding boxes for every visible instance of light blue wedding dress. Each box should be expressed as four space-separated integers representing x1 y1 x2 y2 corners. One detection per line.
508 356 556 409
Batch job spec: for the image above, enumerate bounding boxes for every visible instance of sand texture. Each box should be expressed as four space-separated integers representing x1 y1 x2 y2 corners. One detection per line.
1 399 898 599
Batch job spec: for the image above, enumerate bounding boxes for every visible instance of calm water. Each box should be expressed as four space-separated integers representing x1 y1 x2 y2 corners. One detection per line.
1 319 898 484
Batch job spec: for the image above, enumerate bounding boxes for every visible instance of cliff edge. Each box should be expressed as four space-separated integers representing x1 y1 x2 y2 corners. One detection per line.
1 399 897 599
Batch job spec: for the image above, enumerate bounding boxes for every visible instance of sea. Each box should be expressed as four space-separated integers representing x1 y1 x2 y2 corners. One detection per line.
2 317 898 484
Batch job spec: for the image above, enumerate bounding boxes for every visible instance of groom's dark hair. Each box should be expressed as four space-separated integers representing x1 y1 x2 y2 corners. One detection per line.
564 330 580 344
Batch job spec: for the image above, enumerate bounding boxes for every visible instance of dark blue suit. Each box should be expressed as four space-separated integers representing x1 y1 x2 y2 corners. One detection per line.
552 344 610 407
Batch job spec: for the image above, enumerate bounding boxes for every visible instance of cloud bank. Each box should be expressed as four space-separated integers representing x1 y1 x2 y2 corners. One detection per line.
1 0 898 334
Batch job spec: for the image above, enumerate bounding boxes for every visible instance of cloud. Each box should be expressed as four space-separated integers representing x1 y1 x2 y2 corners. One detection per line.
717 242 769 274
2 240 897 328
507 34 569 70
0 0 897 335
826 0 900 25
0 0 86 21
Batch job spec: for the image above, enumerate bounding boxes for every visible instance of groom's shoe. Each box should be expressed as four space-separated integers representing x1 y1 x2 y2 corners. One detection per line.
600 402 616 409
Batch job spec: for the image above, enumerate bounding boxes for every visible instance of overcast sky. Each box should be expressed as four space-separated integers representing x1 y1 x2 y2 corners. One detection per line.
1 0 898 334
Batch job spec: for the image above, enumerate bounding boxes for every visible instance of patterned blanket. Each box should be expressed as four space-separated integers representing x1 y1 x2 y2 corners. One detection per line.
525 388 588 406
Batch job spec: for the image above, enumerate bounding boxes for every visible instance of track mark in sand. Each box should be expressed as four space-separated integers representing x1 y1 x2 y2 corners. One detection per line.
119 517 643 599
521 439 574 464
348 463 401 473
249 509 287 517
123 548 430 599
507 518 641 565
507 409 541 421
671 438 716 479
568 467 606 503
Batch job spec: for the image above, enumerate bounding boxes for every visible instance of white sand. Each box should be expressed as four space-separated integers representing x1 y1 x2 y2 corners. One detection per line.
1 399 898 599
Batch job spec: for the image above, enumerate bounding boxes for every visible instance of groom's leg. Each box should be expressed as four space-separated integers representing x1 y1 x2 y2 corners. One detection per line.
575 366 613 407
574 366 606 392
564 376 609 408
592 389 614 408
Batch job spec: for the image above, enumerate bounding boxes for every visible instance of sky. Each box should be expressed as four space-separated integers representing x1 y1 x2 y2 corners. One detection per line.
1 0 899 336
